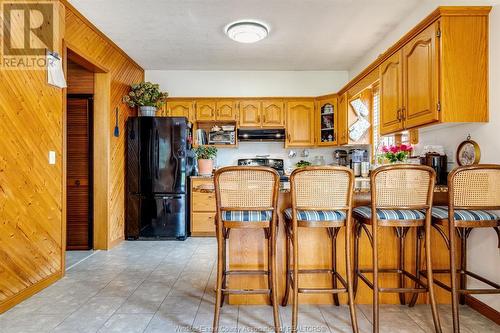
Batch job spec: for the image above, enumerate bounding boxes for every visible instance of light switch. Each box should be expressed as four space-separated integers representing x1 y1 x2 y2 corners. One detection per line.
48 151 56 165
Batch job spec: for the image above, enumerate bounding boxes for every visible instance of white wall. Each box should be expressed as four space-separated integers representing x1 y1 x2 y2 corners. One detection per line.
146 70 348 97
349 1 500 310
146 70 349 167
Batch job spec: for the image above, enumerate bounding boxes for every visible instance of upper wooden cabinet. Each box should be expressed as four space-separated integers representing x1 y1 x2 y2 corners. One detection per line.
239 99 285 128
286 100 315 147
403 22 439 129
216 100 237 121
166 100 194 121
316 96 337 146
196 100 217 121
262 100 285 127
239 100 262 127
380 51 404 135
376 8 489 135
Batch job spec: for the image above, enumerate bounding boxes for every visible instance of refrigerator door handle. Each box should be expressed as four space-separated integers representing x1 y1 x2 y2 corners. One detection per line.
161 195 182 200
155 130 160 179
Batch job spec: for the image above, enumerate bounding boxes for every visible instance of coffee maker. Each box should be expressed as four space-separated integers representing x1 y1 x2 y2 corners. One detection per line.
420 153 448 185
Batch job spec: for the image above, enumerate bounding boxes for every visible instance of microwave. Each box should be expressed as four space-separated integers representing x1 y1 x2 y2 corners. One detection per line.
208 130 235 145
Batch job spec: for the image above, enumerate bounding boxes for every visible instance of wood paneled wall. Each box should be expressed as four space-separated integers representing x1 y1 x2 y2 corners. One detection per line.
0 0 143 313
63 2 144 248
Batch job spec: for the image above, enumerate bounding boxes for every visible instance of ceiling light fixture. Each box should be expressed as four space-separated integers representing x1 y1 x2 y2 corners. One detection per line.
225 20 269 43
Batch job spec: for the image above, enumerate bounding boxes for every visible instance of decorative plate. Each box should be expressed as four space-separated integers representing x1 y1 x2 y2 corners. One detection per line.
456 136 481 166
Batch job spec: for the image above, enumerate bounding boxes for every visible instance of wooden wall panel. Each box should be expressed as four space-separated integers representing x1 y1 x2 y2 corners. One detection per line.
0 1 143 313
0 1 65 312
64 4 144 247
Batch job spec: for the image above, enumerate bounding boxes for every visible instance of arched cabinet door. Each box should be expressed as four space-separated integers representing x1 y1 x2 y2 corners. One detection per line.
196 100 216 121
239 100 261 127
379 50 404 135
285 100 315 147
262 100 285 128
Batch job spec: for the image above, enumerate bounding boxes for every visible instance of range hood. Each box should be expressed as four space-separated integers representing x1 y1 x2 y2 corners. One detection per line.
238 129 285 142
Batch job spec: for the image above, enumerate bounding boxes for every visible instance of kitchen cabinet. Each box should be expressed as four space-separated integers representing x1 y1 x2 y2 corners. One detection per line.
216 99 237 121
262 100 285 127
286 100 315 147
315 96 338 146
377 11 488 135
190 178 216 236
166 100 194 121
379 51 405 135
239 99 285 128
196 100 217 121
403 22 439 129
337 93 348 145
239 100 261 127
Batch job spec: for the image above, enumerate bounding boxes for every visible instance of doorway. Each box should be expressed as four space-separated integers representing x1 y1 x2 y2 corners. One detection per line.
66 58 94 251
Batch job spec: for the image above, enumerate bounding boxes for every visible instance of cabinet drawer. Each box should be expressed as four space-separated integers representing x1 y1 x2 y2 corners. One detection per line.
192 191 216 212
191 212 216 234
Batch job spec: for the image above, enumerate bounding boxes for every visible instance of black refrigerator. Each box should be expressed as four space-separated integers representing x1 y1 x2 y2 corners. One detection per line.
126 117 195 240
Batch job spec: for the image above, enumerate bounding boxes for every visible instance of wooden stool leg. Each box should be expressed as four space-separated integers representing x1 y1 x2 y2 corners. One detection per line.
282 223 291 306
220 231 227 307
395 227 407 305
346 217 359 333
213 224 224 333
292 222 299 333
330 227 340 306
409 227 424 307
449 220 460 333
372 222 379 333
459 228 468 305
353 221 361 298
426 218 442 333
267 228 274 305
270 221 281 333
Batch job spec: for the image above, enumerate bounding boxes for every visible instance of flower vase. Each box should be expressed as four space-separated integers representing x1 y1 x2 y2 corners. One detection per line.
139 106 157 117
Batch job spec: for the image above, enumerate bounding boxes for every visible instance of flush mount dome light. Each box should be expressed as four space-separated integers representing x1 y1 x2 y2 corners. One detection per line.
225 20 269 43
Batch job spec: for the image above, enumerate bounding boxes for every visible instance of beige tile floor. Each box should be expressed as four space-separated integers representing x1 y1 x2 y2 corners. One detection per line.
0 238 497 333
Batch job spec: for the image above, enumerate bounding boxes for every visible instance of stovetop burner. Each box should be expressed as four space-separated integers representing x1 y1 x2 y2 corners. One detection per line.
237 158 288 181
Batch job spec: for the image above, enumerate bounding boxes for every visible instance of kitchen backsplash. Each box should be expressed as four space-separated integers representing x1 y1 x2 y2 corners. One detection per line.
215 142 337 169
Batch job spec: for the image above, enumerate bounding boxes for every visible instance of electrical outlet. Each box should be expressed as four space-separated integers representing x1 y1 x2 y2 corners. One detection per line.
48 151 56 165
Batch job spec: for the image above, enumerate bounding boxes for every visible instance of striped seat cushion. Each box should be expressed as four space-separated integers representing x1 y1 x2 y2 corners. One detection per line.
353 206 425 220
430 206 499 221
221 210 272 222
284 209 346 221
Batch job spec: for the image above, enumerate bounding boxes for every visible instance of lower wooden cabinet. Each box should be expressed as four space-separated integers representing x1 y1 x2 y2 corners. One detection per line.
190 178 216 236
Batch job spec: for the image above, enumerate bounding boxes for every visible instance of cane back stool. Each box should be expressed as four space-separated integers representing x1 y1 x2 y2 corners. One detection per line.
281 166 358 333
213 166 281 333
421 165 500 333
352 164 442 333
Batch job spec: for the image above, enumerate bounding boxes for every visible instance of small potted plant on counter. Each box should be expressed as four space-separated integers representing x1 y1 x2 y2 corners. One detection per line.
379 144 413 164
122 81 168 116
194 146 217 176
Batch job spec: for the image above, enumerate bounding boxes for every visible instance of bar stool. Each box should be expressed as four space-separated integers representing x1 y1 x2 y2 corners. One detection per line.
281 166 358 333
213 166 281 333
423 165 500 333
352 165 441 333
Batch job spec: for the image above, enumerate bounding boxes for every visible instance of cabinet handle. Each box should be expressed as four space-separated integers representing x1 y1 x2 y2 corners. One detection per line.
263 114 266 123
397 109 402 121
401 108 406 121
287 133 291 142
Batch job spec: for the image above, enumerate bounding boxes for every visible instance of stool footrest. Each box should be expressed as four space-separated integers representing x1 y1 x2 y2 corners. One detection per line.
225 270 268 276
357 271 428 292
298 287 347 294
221 288 270 295
421 269 500 291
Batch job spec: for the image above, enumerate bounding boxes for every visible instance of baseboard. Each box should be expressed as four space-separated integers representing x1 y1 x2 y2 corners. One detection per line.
0 271 62 314
465 295 500 325
191 232 216 237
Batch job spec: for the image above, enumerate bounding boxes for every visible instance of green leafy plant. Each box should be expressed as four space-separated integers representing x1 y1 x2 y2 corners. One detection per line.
122 82 168 108
194 146 218 160
295 160 312 168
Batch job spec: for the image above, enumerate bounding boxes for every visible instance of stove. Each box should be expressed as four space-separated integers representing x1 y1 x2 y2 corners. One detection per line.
237 158 288 181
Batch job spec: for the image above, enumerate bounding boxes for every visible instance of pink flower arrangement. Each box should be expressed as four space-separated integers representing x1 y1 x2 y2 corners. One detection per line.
380 144 413 163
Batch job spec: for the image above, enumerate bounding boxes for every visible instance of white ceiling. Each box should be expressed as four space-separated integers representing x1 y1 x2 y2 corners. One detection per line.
68 0 430 70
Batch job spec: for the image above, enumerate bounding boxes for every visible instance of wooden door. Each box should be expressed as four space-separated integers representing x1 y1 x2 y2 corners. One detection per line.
239 100 262 127
196 100 216 121
403 22 439 129
67 96 92 250
216 100 236 121
286 100 315 147
337 93 348 145
262 100 285 128
167 100 193 121
379 50 405 135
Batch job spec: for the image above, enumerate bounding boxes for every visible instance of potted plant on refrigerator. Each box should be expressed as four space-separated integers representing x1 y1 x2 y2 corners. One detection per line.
122 82 168 116
194 146 217 176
